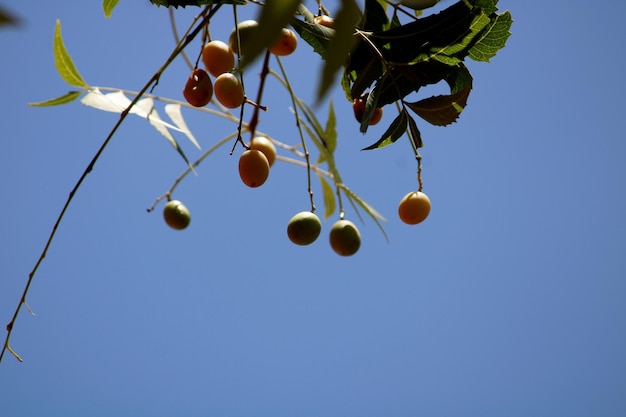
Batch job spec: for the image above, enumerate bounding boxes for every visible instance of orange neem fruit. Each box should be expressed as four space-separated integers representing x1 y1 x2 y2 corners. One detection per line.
249 136 277 167
238 149 270 188
398 191 431 225
269 28 298 56
214 72 245 109
202 40 235 77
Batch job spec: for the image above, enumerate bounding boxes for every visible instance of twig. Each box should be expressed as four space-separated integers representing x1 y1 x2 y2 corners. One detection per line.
0 4 222 364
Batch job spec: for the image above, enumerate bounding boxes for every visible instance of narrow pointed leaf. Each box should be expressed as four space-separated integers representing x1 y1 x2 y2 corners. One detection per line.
103 0 119 18
362 109 408 150
318 100 337 164
407 114 423 149
29 91 82 107
317 0 361 102
164 104 200 149
317 175 336 220
53 20 88 88
338 183 388 241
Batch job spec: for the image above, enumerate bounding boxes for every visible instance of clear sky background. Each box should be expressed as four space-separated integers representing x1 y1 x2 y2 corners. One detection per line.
1 1 625 416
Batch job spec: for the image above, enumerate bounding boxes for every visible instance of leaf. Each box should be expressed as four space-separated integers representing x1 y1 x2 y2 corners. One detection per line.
318 100 337 164
291 5 334 59
53 20 88 88
80 89 196 170
239 0 302 69
362 109 408 150
359 87 381 133
29 91 82 107
406 113 423 149
405 84 471 126
468 10 513 62
317 175 336 220
317 0 362 102
164 104 200 149
102 0 119 18
338 183 388 241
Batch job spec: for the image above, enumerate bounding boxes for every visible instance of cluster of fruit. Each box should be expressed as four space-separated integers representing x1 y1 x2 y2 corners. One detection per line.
170 18 432 256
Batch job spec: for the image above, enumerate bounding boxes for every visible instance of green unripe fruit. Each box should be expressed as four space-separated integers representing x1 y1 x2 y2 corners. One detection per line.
163 200 191 230
229 20 259 56
329 219 361 256
287 211 322 246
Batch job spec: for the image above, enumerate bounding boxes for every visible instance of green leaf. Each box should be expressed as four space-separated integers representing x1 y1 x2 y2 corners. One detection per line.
338 183 388 241
468 10 513 62
317 175 336 220
53 20 88 88
29 91 82 107
317 0 362 102
407 114 423 148
362 109 408 150
239 0 302 69
405 84 471 126
102 0 119 18
318 100 337 163
291 4 333 59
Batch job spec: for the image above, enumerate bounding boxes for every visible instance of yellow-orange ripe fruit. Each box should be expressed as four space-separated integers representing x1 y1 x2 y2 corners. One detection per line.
202 40 235 77
238 149 270 188
398 191 431 225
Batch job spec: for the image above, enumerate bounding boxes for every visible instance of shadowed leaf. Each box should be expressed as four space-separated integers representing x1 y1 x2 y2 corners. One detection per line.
362 109 408 150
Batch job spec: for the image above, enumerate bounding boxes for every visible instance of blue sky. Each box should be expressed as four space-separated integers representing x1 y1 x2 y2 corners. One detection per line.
1 1 625 416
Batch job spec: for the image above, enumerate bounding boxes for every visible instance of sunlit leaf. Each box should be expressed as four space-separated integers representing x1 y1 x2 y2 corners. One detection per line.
164 104 200 149
468 10 513 62
317 175 336 220
338 183 388 241
362 109 408 150
29 91 82 107
53 20 88 88
102 0 119 18
317 100 337 164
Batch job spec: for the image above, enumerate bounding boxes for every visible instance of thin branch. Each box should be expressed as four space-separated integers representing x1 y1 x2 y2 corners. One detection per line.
1 4 223 364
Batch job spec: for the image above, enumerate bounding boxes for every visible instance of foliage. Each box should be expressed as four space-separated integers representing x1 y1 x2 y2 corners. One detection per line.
1 0 512 363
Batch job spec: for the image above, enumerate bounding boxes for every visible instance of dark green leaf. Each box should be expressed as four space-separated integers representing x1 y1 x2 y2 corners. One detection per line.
363 0 389 32
362 109 408 150
406 113 423 148
405 84 471 126
29 91 83 107
359 87 381 133
291 6 334 59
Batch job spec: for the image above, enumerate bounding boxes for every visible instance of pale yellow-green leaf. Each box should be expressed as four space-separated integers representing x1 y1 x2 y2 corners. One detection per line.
317 175 336 220
53 20 88 88
103 0 120 18
29 91 82 107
